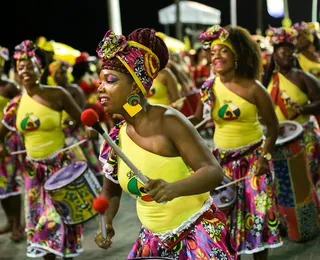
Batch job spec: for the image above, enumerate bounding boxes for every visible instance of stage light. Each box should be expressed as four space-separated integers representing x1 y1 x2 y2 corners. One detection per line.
267 0 284 18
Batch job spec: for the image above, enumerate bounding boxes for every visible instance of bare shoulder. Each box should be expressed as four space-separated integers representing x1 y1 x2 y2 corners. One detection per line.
252 80 269 95
42 85 69 96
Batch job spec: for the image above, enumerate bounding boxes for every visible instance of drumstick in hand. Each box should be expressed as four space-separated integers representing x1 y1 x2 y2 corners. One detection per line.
81 109 149 185
215 175 250 190
93 196 109 240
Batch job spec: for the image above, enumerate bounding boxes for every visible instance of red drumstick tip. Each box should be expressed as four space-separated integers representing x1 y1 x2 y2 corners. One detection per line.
93 196 109 214
81 109 99 127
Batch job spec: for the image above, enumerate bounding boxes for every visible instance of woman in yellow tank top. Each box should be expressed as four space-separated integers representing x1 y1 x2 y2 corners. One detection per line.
292 22 320 80
0 40 84 259
0 48 24 243
198 25 282 259
147 68 181 107
263 27 320 241
94 28 237 259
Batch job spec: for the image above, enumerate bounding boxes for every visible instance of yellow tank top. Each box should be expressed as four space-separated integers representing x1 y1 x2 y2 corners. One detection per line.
297 53 320 80
118 124 209 233
0 95 10 119
16 94 65 158
267 73 310 123
212 77 263 149
147 79 170 105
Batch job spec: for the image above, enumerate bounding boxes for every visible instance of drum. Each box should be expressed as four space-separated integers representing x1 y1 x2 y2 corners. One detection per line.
210 175 236 216
272 120 319 241
44 161 102 225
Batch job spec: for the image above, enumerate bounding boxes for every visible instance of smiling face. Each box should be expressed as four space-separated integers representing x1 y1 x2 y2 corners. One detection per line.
210 44 236 75
16 58 41 88
98 69 135 114
273 44 295 70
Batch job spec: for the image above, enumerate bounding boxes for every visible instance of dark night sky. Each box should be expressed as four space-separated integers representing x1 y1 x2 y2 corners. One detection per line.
2 0 314 55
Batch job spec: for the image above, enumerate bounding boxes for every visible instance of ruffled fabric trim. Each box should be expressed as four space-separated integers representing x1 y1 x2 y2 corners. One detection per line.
152 197 214 241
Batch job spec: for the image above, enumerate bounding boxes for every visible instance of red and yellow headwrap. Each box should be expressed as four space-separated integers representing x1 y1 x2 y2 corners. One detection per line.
292 22 316 43
0 46 9 68
199 25 236 54
47 60 74 86
266 27 298 46
96 30 160 96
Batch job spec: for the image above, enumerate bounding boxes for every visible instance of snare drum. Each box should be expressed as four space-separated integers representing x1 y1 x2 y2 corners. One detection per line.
272 120 319 241
210 175 236 216
44 161 102 225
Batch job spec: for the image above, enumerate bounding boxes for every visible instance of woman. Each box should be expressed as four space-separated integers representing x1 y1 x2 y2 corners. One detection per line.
293 22 320 80
198 25 282 259
94 28 237 260
0 40 83 259
47 60 102 174
263 27 320 239
0 46 24 242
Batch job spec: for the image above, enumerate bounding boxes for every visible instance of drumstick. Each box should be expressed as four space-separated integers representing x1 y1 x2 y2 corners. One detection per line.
171 97 186 107
57 139 87 154
10 140 54 155
195 118 210 130
81 109 149 185
215 175 251 190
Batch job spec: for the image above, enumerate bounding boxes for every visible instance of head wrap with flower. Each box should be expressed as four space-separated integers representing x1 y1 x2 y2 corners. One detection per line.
292 21 316 43
13 40 43 68
266 27 298 46
199 25 236 54
96 30 160 96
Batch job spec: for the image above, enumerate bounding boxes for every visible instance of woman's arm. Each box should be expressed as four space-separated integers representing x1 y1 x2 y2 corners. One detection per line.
101 178 122 225
158 69 181 105
254 81 279 174
300 72 320 115
57 87 82 124
146 108 223 201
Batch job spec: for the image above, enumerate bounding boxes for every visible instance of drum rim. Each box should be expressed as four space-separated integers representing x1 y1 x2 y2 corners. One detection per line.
275 120 304 146
44 161 88 191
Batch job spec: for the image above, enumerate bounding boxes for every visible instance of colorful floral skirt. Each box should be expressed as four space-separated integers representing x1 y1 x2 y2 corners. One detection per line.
128 203 237 260
303 120 320 202
214 140 283 255
24 152 83 258
0 132 24 199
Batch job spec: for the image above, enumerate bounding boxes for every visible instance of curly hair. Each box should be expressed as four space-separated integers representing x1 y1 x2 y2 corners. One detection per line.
224 25 262 80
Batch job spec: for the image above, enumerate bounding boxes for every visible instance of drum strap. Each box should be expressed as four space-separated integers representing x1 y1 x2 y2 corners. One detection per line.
270 73 300 120
154 205 217 252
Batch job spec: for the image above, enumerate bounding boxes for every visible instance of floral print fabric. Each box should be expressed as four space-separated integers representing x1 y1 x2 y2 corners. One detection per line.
214 142 283 255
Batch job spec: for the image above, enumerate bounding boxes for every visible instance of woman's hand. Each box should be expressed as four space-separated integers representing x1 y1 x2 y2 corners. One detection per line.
144 179 178 203
255 157 270 176
94 224 115 250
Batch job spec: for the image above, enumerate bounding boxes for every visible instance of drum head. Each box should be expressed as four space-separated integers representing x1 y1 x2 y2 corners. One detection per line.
44 161 88 191
276 121 303 146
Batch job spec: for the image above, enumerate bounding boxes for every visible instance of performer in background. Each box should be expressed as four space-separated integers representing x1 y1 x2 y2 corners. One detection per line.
0 46 24 242
0 40 83 259
263 27 320 240
94 28 237 260
198 25 282 260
